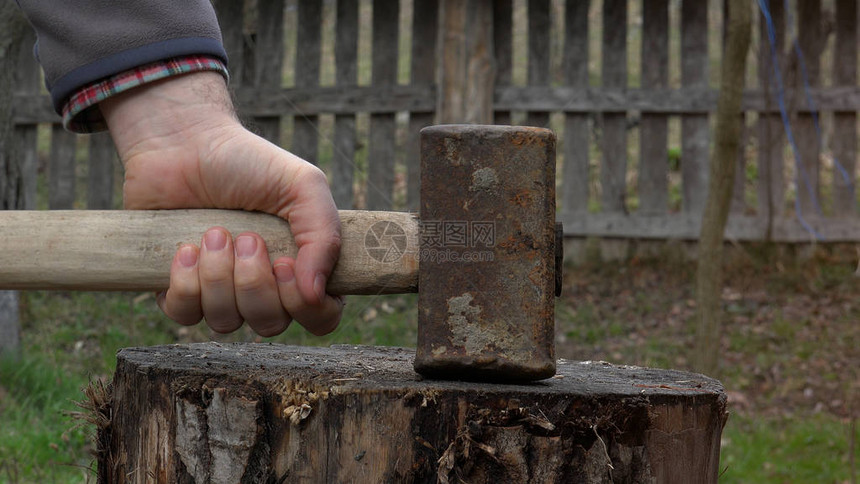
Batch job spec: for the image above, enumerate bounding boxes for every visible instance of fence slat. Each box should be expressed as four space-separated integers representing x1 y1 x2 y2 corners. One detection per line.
292 0 322 163
526 0 551 128
757 0 784 221
213 0 245 85
731 115 747 213
493 0 513 126
332 0 359 209
366 0 399 210
87 133 115 209
680 0 709 216
794 0 821 216
254 0 286 145
600 0 627 213
14 28 38 210
406 0 438 211
639 0 669 214
832 0 856 217
561 0 590 215
49 125 77 209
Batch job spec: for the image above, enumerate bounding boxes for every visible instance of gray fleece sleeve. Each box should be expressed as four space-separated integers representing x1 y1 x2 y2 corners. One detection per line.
15 0 228 114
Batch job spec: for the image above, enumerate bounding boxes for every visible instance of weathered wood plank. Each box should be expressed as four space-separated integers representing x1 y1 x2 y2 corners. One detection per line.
639 0 669 214
253 0 286 145
436 0 494 125
14 27 38 211
831 0 856 217
561 0 589 215
757 0 784 221
292 0 322 163
87 133 116 210
561 211 860 243
526 0 551 128
0 5 28 358
14 126 37 210
406 0 438 211
680 0 709 216
731 114 747 213
213 0 245 85
366 0 399 210
15 85 860 125
332 0 360 209
493 0 513 125
601 0 628 213
0 290 19 357
794 0 821 216
48 125 77 210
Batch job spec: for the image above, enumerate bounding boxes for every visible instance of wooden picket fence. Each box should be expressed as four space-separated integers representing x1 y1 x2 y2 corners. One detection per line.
7 0 860 242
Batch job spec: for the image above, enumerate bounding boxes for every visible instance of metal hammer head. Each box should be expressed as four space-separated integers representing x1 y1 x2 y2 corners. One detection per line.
414 125 558 382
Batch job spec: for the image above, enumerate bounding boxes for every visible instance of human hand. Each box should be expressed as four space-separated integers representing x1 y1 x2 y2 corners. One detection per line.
100 72 343 336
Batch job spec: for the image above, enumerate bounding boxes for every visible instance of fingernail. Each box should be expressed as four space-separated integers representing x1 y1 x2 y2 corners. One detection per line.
235 235 257 259
178 246 198 267
274 262 295 283
204 229 227 251
314 273 326 303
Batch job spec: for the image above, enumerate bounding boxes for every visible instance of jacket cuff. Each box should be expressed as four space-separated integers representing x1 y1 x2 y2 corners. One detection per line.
62 55 229 133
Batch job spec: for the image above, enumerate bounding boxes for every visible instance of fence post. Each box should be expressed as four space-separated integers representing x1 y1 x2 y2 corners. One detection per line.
0 3 27 358
436 0 495 124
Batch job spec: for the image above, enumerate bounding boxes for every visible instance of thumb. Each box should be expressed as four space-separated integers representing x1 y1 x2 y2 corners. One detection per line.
281 167 342 306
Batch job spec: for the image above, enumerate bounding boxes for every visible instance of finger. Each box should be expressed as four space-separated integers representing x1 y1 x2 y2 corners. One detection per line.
282 165 342 306
273 257 344 336
233 233 291 337
157 244 203 325
199 227 242 333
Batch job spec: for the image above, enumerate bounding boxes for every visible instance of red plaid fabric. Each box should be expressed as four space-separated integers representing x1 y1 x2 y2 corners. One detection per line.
62 56 228 133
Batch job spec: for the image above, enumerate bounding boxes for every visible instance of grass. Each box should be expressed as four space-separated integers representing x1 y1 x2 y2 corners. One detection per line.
721 414 859 483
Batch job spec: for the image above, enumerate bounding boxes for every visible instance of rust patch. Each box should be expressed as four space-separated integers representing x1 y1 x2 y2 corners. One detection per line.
510 190 534 207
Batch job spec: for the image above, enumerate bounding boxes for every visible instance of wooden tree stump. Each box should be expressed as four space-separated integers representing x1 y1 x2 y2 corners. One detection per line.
97 343 727 483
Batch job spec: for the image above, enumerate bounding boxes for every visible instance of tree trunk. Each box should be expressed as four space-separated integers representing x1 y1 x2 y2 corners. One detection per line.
0 1 28 358
98 343 727 483
694 0 751 375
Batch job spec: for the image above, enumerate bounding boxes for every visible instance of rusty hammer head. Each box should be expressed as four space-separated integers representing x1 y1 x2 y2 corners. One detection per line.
414 125 559 382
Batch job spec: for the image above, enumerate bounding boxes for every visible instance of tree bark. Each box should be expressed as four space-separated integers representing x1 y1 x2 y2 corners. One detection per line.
694 0 751 375
98 343 727 483
0 1 28 358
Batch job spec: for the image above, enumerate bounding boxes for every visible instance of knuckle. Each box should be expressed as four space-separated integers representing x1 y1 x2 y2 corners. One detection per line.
297 164 328 185
234 275 269 296
199 268 233 287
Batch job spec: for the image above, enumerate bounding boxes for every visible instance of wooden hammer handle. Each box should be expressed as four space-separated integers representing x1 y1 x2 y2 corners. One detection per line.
0 210 420 294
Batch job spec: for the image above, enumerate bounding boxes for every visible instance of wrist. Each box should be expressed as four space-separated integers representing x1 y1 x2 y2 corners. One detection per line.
101 71 240 164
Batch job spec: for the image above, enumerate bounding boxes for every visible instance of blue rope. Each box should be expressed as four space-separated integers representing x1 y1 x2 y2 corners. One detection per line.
757 0 821 239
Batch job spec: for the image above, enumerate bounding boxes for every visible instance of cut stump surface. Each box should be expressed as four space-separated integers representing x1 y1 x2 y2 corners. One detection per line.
100 343 727 483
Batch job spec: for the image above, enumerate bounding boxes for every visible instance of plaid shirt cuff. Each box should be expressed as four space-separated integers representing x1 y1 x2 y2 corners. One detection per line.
62 56 229 133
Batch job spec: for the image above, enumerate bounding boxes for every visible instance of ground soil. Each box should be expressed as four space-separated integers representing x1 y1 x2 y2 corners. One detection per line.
555 243 860 421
